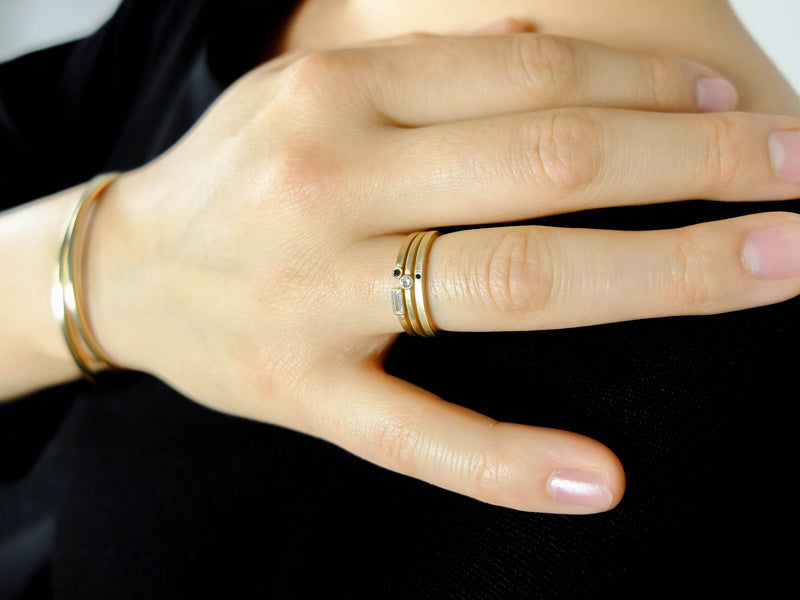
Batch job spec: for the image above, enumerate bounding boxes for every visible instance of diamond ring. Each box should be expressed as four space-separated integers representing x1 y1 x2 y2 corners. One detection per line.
391 230 440 336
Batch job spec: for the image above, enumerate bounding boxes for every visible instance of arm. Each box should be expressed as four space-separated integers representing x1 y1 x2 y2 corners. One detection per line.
0 186 86 398
0 0 216 399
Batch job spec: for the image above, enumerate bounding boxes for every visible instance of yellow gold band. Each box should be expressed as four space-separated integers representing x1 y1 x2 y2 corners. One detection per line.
54 173 121 379
391 230 440 337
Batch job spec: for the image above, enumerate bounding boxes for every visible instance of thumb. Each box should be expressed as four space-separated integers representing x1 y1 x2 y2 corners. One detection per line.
318 365 625 514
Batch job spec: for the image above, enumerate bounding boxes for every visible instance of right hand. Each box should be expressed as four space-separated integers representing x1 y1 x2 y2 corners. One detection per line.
88 31 800 513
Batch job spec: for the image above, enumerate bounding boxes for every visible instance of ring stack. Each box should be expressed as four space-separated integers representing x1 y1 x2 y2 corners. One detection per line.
392 230 441 337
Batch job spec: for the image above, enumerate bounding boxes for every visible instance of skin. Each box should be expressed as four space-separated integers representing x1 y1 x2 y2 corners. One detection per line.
2 1 800 513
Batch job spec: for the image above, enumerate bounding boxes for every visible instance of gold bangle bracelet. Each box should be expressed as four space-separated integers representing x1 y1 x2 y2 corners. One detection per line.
54 173 121 378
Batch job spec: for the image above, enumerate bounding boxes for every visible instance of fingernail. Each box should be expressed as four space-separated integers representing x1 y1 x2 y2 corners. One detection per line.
547 469 612 510
696 77 738 113
742 222 800 279
769 130 800 183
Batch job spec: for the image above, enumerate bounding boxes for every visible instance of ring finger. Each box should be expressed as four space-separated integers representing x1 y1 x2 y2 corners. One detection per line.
350 211 800 334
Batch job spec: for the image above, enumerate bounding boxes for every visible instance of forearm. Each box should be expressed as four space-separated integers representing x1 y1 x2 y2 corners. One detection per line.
0 187 85 399
0 168 160 401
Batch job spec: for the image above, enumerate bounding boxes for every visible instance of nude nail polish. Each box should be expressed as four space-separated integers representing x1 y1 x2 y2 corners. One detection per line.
769 130 800 183
696 77 738 113
547 469 612 510
742 222 800 279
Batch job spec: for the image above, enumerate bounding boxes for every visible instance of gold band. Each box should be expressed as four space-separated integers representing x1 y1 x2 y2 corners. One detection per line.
54 173 121 379
391 230 440 337
392 231 421 335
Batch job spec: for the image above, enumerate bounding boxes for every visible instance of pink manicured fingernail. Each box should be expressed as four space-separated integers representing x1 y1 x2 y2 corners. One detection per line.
769 130 800 183
696 77 738 113
742 222 800 279
547 469 612 510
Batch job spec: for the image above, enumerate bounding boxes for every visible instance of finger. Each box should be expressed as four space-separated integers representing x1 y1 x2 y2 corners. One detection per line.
422 212 800 332
350 212 800 335
367 110 800 231
324 34 736 126
311 364 625 513
356 17 535 49
268 22 534 78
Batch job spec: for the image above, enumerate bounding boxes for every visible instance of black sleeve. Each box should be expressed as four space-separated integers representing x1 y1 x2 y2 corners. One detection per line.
0 0 207 482
0 0 209 210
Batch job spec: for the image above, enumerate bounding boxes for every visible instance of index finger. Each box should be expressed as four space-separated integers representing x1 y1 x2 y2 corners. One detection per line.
305 34 737 126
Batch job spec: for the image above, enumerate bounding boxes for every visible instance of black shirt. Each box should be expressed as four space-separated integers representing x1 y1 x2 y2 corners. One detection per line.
1 1 796 597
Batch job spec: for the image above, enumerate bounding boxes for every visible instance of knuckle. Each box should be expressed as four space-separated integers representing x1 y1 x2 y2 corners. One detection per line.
373 415 425 476
463 425 515 504
282 51 335 96
267 145 339 211
372 416 512 505
642 53 682 107
520 110 603 195
663 230 716 310
280 50 359 104
513 35 579 100
481 229 554 316
468 448 507 499
701 114 748 191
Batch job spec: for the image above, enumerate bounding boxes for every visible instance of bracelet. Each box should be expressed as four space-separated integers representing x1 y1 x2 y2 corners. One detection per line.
54 173 121 379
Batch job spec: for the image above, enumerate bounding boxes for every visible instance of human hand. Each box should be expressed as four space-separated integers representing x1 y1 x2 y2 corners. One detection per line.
87 32 800 513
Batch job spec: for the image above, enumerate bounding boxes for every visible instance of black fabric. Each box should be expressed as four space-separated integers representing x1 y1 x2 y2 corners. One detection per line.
0 1 795 598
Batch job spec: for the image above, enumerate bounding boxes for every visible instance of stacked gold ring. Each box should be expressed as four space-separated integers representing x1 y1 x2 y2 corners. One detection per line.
391 230 441 337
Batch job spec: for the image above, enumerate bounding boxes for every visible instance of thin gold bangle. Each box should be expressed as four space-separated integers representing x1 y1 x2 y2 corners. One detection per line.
54 173 121 379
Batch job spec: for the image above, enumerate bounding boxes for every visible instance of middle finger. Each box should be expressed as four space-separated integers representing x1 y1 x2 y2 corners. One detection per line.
367 109 800 231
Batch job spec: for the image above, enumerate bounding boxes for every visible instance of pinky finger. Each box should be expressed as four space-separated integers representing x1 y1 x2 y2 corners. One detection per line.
317 364 625 514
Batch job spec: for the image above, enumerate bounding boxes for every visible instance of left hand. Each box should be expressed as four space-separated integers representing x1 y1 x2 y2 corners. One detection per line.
86 30 800 514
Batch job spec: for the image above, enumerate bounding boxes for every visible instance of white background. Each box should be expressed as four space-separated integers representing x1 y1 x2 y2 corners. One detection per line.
0 0 798 93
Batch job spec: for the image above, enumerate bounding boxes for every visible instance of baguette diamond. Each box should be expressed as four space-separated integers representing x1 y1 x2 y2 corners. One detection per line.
391 289 404 315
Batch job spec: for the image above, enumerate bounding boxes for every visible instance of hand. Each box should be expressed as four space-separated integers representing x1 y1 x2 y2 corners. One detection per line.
88 31 800 513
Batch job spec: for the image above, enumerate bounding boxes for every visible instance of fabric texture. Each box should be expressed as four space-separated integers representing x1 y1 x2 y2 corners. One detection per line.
0 1 795 597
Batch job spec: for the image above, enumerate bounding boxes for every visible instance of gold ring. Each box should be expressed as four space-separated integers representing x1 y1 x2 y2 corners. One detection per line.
391 230 440 337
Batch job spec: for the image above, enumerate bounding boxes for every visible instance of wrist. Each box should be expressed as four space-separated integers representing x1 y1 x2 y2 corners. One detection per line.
82 168 159 375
